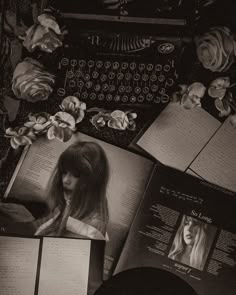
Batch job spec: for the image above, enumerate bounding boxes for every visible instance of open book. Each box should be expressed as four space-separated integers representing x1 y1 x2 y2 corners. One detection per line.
1 132 154 279
135 103 236 193
114 165 236 295
0 236 104 295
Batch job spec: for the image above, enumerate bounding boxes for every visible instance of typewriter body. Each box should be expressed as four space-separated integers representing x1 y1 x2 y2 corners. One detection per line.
54 0 196 107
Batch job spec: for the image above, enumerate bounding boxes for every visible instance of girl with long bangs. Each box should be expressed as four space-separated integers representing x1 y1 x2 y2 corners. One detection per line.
168 215 209 271
34 141 110 240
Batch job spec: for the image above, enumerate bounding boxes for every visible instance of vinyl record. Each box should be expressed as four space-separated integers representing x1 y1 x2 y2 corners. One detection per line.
95 267 198 295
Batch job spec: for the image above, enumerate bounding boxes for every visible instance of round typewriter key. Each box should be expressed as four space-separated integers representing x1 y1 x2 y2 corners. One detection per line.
117 73 124 80
73 92 80 97
137 95 144 102
100 74 107 82
57 88 66 96
130 95 136 103
155 64 162 71
88 60 95 67
79 59 86 67
118 85 125 93
81 91 88 99
142 74 149 82
98 93 105 101
70 59 77 67
133 73 140 81
92 71 99 79
90 93 96 100
67 70 74 79
108 72 115 80
61 57 69 66
159 88 166 95
165 78 174 87
125 86 132 93
129 62 136 70
158 74 165 82
161 94 169 103
103 83 109 91
112 62 119 70
151 84 158 92
163 64 171 72
69 80 76 87
143 87 149 94
85 81 93 89
125 73 132 81
84 74 90 81
150 74 157 82
109 84 116 92
114 95 121 102
134 87 141 94
104 61 111 69
121 95 128 102
77 80 84 88
146 63 154 71
106 94 113 101
146 93 153 101
94 84 101 91
121 62 128 70
75 70 82 78
96 60 103 68
138 63 145 71
154 96 161 103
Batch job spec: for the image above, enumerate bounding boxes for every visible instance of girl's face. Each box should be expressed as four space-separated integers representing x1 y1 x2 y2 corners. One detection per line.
183 217 200 246
62 171 79 201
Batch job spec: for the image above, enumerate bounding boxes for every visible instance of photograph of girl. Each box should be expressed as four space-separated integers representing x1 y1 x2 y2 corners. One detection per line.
168 215 216 271
0 141 110 240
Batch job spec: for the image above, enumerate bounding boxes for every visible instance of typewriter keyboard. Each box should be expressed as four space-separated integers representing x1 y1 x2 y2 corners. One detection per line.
57 57 178 104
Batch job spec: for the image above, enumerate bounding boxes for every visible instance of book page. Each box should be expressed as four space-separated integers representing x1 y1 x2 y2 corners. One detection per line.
0 236 39 295
190 117 236 192
4 133 154 278
38 238 91 295
137 103 221 171
115 165 236 295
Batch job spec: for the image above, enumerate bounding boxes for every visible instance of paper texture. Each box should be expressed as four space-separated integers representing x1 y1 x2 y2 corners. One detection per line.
137 103 221 171
38 238 91 295
4 133 154 278
0 236 39 295
115 165 236 295
190 117 236 192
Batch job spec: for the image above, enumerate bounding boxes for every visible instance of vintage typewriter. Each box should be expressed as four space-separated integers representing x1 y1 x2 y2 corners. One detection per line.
54 0 195 106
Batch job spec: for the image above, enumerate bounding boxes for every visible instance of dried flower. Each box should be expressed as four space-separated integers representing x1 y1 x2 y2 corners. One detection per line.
12 58 55 102
172 82 206 109
90 112 111 130
22 14 63 53
47 112 76 142
60 96 86 123
24 112 51 132
107 110 137 131
208 77 230 99
195 27 236 72
5 127 36 149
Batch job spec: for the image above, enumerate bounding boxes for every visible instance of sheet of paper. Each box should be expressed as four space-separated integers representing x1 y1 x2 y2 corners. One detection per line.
38 238 91 295
190 117 236 192
5 133 154 278
0 236 39 295
137 103 221 171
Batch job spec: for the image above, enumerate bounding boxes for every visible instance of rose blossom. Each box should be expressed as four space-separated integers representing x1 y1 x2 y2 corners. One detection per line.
12 58 55 102
195 27 236 72
22 14 63 53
